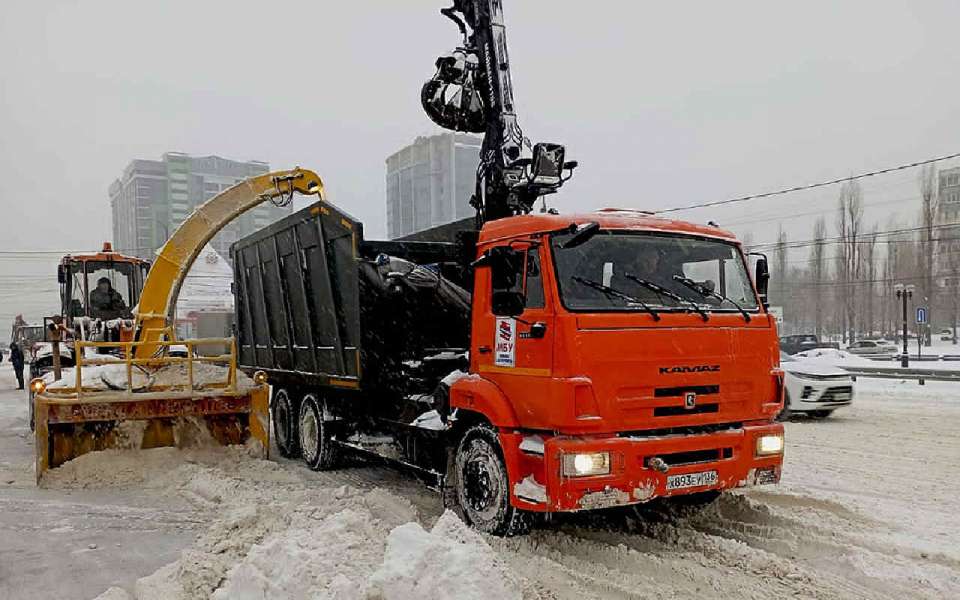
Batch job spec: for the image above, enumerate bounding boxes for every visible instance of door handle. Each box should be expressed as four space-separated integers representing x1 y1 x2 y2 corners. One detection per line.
528 322 547 339
478 345 492 354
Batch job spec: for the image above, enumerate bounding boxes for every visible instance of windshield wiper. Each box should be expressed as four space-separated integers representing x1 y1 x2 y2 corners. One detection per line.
623 274 709 322
672 275 751 322
571 276 660 321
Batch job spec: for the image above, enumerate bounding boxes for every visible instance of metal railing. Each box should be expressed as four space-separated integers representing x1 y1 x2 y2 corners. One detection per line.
44 338 239 400
844 365 960 385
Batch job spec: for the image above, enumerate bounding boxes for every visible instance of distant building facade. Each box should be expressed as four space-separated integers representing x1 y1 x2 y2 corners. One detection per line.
939 166 960 224
109 153 291 261
385 133 481 239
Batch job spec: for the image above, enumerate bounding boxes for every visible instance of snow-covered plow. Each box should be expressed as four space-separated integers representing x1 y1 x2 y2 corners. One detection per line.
32 338 269 483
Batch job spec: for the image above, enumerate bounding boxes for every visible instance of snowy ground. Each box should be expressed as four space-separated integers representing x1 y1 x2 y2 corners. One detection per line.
0 361 958 599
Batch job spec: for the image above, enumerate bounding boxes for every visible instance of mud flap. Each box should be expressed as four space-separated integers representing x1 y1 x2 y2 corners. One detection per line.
35 385 270 484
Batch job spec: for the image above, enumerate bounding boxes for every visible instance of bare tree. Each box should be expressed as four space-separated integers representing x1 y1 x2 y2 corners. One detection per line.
860 225 878 336
919 165 939 346
836 180 864 344
809 217 828 337
773 224 788 310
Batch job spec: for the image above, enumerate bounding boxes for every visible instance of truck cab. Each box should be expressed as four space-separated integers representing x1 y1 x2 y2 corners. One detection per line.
449 210 784 527
57 242 150 341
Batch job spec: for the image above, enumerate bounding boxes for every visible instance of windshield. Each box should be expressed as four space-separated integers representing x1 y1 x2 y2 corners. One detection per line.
552 231 759 312
68 261 134 320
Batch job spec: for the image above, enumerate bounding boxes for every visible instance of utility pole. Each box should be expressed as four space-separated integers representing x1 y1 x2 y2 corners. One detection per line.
894 284 914 368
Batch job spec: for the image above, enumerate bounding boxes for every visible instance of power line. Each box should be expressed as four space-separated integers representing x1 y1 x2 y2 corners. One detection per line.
656 151 960 214
749 221 960 251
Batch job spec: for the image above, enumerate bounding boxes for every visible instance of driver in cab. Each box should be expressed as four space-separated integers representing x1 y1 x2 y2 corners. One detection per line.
89 277 128 320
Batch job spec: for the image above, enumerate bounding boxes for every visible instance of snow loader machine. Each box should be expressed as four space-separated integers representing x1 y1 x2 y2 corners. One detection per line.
31 169 324 482
229 0 786 535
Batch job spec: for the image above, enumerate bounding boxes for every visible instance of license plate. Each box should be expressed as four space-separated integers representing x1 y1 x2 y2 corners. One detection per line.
666 470 718 491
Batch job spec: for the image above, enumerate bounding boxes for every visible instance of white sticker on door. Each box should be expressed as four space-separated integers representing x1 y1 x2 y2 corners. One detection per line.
495 317 516 367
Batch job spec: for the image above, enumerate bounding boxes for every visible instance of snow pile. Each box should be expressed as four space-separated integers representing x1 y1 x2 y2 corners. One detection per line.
45 361 253 392
368 510 522 600
76 444 517 600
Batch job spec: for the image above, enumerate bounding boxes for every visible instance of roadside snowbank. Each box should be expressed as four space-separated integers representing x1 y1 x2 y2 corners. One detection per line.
79 445 518 600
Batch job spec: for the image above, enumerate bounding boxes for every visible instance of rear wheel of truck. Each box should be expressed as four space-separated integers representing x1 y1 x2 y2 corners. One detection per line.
454 425 530 537
299 394 338 471
272 388 300 458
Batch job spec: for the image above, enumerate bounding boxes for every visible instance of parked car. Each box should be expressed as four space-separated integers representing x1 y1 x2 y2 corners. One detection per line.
846 339 897 356
939 328 954 342
779 353 855 418
779 334 840 356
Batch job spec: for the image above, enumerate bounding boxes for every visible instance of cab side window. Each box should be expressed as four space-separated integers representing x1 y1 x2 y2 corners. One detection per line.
490 247 545 310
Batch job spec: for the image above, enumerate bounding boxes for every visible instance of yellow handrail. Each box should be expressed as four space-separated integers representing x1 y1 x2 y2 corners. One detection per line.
69 338 239 401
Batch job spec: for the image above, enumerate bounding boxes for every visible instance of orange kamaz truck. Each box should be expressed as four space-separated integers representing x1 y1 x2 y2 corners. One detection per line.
232 201 784 535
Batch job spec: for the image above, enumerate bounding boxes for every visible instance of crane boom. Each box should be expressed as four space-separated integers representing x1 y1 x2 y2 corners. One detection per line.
134 168 325 357
422 0 577 224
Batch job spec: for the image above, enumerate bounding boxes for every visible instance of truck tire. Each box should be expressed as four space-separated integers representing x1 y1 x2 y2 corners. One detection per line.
272 388 299 458
454 424 531 536
808 410 833 419
299 394 338 471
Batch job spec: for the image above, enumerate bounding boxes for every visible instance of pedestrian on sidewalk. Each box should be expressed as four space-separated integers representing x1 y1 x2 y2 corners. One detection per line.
10 342 25 390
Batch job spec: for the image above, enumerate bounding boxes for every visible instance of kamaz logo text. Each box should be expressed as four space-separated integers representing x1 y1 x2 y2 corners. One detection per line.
659 365 720 374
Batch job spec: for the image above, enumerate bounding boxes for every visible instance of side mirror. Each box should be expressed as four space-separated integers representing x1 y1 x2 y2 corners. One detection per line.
492 291 525 317
755 256 770 306
57 265 66 284
530 142 565 186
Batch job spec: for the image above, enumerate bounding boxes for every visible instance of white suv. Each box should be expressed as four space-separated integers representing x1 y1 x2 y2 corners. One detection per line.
780 353 855 419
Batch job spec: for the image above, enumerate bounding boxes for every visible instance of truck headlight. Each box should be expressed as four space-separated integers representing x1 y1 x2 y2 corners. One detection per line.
562 452 610 477
755 434 784 456
253 371 268 385
30 378 46 395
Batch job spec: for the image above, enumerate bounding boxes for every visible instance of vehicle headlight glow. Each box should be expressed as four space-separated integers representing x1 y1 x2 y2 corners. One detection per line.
30 378 46 394
562 452 611 477
253 371 268 385
756 434 784 456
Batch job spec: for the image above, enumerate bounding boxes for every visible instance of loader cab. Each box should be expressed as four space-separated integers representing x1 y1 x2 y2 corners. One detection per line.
469 213 779 434
58 243 150 326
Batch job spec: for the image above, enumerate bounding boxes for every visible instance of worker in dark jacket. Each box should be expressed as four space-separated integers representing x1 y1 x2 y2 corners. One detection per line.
89 277 128 320
9 342 25 390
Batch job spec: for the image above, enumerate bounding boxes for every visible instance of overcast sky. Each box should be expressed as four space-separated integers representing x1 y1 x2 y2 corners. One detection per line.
2 0 959 325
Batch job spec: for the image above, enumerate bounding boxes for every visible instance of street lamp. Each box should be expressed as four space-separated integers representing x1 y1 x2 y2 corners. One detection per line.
894 283 914 368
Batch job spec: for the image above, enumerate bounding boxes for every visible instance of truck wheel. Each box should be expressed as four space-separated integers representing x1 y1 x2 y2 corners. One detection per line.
454 425 530 536
299 394 338 471
272 389 300 458
808 410 833 419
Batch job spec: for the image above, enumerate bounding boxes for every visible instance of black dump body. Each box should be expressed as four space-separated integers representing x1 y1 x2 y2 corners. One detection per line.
231 201 472 405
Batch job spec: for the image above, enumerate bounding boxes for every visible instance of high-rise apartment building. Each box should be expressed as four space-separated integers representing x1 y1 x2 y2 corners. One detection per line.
939 166 960 224
109 153 291 261
385 133 481 239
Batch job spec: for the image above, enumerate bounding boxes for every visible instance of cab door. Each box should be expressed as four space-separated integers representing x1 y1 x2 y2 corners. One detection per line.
471 242 555 422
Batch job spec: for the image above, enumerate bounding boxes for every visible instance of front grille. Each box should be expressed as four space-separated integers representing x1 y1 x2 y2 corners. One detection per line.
648 447 733 468
819 386 853 403
653 403 719 417
654 385 720 398
621 422 742 439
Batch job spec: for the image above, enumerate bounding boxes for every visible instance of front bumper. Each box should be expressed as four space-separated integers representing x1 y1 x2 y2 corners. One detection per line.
503 422 783 512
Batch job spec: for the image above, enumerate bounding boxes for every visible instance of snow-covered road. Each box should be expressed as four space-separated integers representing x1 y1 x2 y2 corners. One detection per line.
0 362 957 599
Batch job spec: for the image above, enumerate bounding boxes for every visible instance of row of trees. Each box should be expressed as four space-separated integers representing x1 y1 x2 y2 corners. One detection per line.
761 166 957 345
